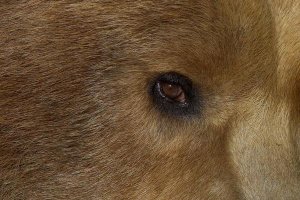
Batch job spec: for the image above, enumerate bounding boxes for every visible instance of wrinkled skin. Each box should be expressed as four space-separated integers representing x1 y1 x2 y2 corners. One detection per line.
0 1 299 199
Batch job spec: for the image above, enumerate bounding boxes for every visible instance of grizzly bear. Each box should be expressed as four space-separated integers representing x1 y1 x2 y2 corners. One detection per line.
0 1 299 199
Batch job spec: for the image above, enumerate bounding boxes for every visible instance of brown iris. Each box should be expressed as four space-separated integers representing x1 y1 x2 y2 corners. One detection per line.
159 81 186 103
150 72 200 116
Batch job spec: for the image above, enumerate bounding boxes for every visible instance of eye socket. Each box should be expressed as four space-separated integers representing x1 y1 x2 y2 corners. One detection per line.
150 72 201 116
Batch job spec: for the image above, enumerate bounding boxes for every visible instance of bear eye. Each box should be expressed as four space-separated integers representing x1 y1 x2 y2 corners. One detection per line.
150 72 201 116
158 81 186 103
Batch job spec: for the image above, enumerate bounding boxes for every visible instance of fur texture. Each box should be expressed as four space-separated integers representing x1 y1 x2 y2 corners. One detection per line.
0 1 299 199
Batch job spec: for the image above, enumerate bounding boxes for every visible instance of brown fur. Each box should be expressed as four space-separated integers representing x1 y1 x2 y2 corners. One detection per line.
0 1 299 199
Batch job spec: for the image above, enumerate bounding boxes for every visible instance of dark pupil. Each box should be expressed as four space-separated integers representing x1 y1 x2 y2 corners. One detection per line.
159 81 186 103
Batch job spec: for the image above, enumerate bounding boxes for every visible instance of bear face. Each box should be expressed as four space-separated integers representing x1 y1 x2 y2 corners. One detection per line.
0 1 299 199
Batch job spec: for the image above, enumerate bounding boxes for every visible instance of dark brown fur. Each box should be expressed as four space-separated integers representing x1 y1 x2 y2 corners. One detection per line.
0 1 299 199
